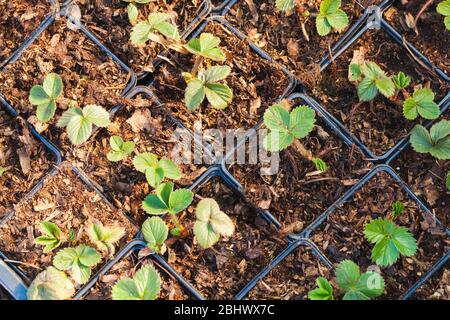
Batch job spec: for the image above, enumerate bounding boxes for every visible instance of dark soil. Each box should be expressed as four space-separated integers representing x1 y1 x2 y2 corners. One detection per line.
0 163 137 283
391 113 449 228
163 177 288 299
0 0 50 63
76 0 207 74
410 262 449 300
74 92 208 224
384 0 450 76
310 29 448 157
229 97 373 231
84 251 189 300
310 171 450 299
152 22 291 153
0 18 131 153
224 0 380 76
246 245 332 300
0 111 55 219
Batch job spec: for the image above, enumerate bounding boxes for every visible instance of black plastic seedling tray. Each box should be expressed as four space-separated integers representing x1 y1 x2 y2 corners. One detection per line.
312 11 450 163
0 162 139 300
212 0 231 13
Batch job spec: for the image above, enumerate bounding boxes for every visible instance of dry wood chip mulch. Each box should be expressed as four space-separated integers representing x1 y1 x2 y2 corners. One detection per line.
0 18 131 154
410 265 450 300
0 0 49 63
0 111 54 220
310 171 450 299
0 163 137 282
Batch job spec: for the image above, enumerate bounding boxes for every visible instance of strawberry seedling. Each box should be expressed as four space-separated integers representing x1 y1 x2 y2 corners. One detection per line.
29 73 63 123
112 265 162 300
410 120 450 160
133 153 181 188
34 221 63 253
88 222 126 257
107 136 135 162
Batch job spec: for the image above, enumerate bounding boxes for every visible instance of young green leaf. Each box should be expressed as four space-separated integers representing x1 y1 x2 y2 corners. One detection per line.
390 201 405 219
364 218 417 267
130 12 180 45
112 265 161 300
410 120 450 160
437 0 450 30
193 198 235 249
308 277 334 300
57 105 110 145
275 0 295 11
263 104 316 152
87 222 125 257
29 73 63 123
133 153 181 187
185 33 226 62
27 267 75 300
34 221 62 253
403 88 440 120
184 66 233 110
446 171 450 190
142 182 193 216
53 244 102 284
357 62 395 101
142 217 168 252
392 72 411 90
107 136 135 162
312 158 327 172
316 0 349 36
349 63 362 82
0 166 6 177
126 3 139 24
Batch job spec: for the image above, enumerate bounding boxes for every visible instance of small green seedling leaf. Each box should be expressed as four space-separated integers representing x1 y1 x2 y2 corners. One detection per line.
184 66 233 110
27 267 75 300
316 0 349 36
392 72 411 90
112 265 161 300
446 171 450 190
437 0 450 30
57 104 110 145
53 244 102 284
29 73 63 123
0 166 6 177
410 120 450 160
275 0 295 11
34 221 62 253
357 62 395 101
87 222 125 257
403 88 440 120
142 182 193 216
308 277 334 300
390 201 405 219
133 153 181 187
193 198 235 249
185 33 226 62
142 217 168 252
312 158 327 172
364 218 417 267
308 260 385 300
130 12 180 45
263 104 316 152
107 136 135 162
349 63 362 82
127 3 139 24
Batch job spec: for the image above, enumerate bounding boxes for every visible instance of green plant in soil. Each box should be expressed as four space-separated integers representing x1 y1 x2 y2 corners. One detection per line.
185 33 226 62
364 206 417 267
133 153 181 188
275 0 349 36
27 267 75 300
107 136 135 162
308 260 385 300
56 104 110 145
112 265 162 300
28 73 63 123
130 12 180 45
392 72 411 90
446 171 450 190
142 182 193 235
34 221 63 253
87 222 126 257
263 103 327 172
437 0 450 30
0 166 6 177
121 0 152 24
410 119 450 160
53 244 102 285
142 216 169 253
193 198 235 249
403 88 440 121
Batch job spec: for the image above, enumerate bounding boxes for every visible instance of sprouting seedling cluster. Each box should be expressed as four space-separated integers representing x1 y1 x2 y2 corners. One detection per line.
29 221 125 300
130 12 180 45
133 153 181 188
28 73 111 146
263 103 327 172
437 0 450 30
112 264 162 300
107 136 135 162
308 260 385 300
275 0 349 36
410 119 450 160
